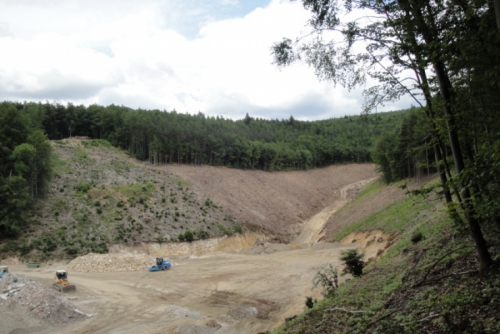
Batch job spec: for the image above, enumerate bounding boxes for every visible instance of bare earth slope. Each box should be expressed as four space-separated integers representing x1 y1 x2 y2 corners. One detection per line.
158 164 378 242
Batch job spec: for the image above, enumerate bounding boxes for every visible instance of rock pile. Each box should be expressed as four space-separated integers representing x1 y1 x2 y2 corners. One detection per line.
67 252 160 273
0 275 89 326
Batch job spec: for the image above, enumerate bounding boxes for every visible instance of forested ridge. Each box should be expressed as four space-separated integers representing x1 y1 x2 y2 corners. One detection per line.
0 100 410 241
3 101 407 170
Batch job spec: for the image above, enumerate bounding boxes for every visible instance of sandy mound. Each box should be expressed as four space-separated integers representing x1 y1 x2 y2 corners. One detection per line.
67 253 154 273
0 275 89 327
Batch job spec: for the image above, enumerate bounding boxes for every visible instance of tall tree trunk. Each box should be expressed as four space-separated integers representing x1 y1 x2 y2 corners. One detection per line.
400 0 492 269
494 0 500 30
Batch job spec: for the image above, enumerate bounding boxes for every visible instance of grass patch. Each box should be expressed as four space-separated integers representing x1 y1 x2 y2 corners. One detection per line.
355 180 385 202
334 192 436 241
112 182 155 198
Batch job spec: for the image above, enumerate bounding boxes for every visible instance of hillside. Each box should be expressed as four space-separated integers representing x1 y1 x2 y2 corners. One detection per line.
274 179 500 334
2 149 499 333
0 137 377 261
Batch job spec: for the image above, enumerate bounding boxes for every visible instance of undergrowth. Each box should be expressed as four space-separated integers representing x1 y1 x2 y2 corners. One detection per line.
274 180 500 334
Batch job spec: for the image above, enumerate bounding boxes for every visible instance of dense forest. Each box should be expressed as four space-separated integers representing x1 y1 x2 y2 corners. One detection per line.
0 102 52 237
3 100 409 170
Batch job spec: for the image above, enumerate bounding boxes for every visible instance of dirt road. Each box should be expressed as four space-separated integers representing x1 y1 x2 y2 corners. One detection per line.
293 177 378 244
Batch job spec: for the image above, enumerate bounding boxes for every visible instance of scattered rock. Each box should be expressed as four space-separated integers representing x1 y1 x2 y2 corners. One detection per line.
67 253 161 273
228 305 258 319
164 305 205 319
0 275 89 326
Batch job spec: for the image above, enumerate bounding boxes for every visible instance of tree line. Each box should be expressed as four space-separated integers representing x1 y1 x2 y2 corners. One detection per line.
0 102 52 237
6 101 407 170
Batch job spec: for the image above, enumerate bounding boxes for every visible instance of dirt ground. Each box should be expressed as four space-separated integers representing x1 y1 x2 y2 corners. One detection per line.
157 164 378 242
0 165 392 334
3 241 361 334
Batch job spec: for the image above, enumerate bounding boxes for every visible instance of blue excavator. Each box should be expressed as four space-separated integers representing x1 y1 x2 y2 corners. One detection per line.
148 257 172 271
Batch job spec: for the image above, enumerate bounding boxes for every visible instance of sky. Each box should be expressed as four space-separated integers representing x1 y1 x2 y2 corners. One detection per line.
0 0 414 121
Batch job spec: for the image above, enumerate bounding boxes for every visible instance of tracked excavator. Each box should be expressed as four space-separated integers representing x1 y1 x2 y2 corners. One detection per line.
53 270 76 293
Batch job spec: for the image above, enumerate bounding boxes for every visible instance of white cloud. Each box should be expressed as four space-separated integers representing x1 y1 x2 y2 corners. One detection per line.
0 0 413 120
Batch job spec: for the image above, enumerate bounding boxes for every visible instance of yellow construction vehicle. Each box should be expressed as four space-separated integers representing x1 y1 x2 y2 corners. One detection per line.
53 270 76 293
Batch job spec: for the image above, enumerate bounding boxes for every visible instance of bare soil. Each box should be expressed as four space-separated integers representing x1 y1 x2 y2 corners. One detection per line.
0 163 402 334
157 164 378 242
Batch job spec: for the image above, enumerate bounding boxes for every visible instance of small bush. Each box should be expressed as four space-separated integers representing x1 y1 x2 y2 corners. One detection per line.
340 249 364 277
91 242 108 254
65 246 79 255
117 200 125 207
76 182 91 193
313 263 339 297
184 230 194 242
411 231 424 244
178 233 185 242
217 223 234 236
197 229 210 239
305 296 315 309
94 200 101 207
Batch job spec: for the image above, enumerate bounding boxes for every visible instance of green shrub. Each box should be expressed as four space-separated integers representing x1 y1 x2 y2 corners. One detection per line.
91 242 108 254
19 242 32 256
184 230 194 242
178 233 185 242
411 231 424 244
197 229 210 239
305 296 315 309
117 200 125 207
340 249 364 277
76 182 91 193
65 246 79 255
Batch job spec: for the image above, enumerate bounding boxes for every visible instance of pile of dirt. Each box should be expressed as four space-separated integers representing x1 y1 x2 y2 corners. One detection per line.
67 233 267 273
0 274 89 326
67 253 156 272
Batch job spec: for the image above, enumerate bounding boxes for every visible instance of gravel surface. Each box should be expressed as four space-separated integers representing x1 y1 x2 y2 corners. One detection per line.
0 274 89 327
66 253 158 272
